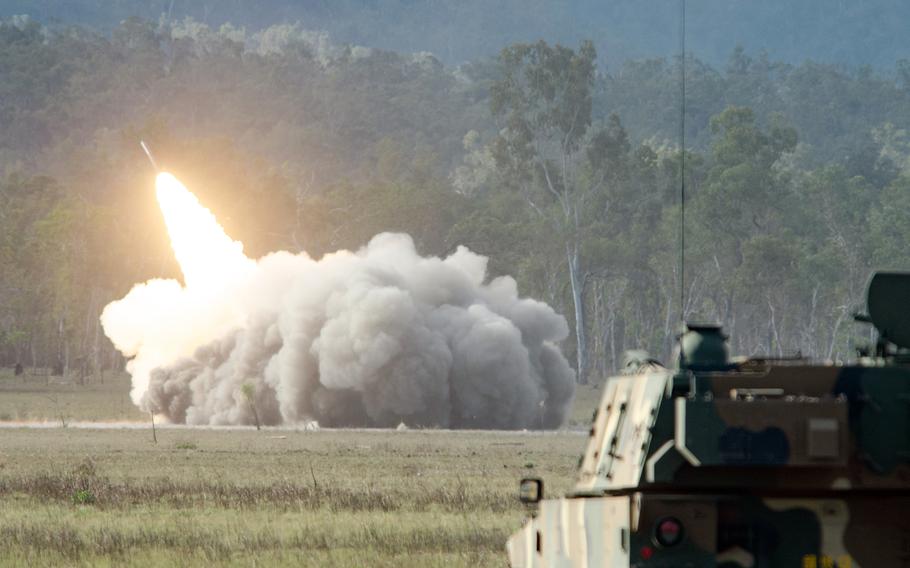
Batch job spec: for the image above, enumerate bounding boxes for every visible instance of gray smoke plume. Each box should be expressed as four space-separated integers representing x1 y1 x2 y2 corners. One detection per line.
113 232 575 428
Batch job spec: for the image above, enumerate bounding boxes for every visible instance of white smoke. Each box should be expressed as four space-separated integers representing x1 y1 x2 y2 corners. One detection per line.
101 176 575 429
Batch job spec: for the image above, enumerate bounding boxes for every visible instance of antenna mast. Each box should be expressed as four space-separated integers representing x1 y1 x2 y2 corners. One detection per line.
678 0 687 323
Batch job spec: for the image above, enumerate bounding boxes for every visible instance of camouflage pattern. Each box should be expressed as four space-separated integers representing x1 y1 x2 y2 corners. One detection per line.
508 272 910 567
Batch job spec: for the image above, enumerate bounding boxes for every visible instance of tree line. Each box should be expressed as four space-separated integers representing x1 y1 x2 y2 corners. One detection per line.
2 16 910 384
5 0 910 67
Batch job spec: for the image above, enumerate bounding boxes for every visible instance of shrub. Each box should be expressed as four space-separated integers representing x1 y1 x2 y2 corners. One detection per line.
71 489 95 505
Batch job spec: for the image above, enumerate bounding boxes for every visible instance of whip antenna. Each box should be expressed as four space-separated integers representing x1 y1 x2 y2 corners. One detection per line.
678 0 687 323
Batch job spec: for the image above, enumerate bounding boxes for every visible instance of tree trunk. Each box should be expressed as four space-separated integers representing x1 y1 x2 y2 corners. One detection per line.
591 281 607 380
567 244 588 384
609 313 617 373
768 299 782 357
827 307 848 361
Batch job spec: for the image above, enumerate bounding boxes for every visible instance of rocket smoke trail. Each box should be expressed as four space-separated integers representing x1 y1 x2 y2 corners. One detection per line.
101 173 575 428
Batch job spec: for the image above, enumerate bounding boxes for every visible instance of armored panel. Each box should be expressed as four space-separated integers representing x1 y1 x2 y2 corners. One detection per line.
574 367 671 493
627 494 910 567
807 418 840 459
506 496 631 568
675 398 849 467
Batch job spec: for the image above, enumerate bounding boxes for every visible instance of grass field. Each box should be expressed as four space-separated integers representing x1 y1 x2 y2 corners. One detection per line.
0 369 604 567
0 371 146 423
0 371 603 427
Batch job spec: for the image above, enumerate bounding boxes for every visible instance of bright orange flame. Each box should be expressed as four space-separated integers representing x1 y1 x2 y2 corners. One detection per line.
101 173 256 405
155 172 254 290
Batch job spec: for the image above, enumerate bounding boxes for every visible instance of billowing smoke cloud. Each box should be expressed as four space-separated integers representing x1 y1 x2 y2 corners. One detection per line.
102 174 575 429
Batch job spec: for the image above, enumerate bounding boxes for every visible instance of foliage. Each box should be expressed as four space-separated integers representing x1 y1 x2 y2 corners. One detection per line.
0 15 909 380
71 488 95 505
5 1 910 67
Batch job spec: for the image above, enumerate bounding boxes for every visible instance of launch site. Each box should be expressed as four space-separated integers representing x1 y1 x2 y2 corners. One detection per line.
2 1 910 566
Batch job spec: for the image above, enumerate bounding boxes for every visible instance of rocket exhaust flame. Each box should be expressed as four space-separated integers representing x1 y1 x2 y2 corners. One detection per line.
101 173 575 428
154 173 254 290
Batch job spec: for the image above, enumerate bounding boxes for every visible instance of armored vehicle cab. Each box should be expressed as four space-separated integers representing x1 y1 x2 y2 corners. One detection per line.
508 271 910 567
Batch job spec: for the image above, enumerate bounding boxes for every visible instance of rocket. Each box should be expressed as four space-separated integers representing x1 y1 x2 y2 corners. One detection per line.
140 140 160 171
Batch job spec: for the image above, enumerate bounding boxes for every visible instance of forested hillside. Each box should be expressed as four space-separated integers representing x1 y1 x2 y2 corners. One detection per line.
3 0 910 67
2 14 910 384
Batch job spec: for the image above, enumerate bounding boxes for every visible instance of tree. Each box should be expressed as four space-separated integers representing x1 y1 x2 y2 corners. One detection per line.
689 107 797 341
489 40 612 383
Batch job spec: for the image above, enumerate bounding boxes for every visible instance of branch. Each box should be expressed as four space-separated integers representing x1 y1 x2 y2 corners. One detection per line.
534 140 567 214
524 195 546 218
561 101 584 156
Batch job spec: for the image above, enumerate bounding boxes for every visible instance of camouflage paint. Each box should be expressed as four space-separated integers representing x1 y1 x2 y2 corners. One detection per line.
507 272 910 567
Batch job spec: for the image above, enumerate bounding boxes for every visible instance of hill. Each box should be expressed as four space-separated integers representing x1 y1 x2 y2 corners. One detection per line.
1 0 909 67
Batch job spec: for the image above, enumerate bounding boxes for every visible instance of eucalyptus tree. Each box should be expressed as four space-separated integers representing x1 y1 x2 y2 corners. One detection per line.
489 40 621 383
691 109 795 297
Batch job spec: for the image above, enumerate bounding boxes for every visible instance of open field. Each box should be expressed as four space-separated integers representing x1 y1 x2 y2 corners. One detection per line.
0 369 604 566
0 371 146 423
0 370 603 427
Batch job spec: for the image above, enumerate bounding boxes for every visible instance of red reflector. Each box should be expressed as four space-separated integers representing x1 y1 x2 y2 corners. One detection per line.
640 545 654 560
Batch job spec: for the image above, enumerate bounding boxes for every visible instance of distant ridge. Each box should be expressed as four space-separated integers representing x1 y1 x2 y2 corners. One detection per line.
2 0 909 67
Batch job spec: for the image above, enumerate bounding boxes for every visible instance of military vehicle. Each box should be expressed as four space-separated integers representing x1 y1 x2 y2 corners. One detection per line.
508 271 910 567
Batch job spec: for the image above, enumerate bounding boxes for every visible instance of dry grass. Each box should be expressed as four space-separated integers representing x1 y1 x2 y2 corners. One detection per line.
0 367 604 426
0 500 510 567
0 466 514 512
0 427 588 566
0 368 605 566
0 370 145 422
0 368 604 427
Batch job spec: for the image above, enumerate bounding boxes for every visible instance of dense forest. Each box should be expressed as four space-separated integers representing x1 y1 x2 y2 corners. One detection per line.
3 13 910 384
4 0 910 67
